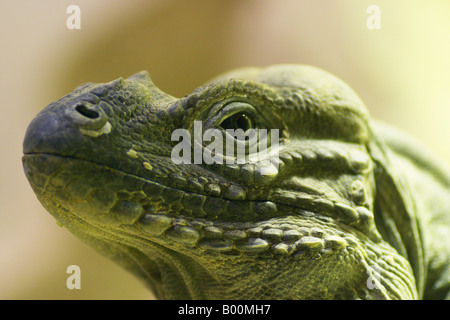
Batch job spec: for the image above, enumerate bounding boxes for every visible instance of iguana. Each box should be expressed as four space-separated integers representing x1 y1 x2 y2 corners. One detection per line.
22 64 450 299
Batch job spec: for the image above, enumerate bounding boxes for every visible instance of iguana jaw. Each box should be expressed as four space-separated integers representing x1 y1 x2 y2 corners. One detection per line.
23 152 377 248
23 153 417 299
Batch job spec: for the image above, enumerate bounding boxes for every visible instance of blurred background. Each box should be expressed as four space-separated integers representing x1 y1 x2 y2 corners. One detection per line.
1 0 449 299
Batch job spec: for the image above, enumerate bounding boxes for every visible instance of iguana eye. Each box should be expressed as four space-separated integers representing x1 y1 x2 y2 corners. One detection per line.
219 112 254 134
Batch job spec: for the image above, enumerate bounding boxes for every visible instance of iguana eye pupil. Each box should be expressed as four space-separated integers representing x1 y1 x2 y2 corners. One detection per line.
235 113 253 132
220 112 254 132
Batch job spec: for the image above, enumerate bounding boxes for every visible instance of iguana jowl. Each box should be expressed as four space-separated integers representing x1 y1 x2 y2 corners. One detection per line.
22 65 450 299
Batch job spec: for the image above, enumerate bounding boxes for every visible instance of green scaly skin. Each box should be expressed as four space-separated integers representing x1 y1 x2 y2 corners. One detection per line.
22 65 450 299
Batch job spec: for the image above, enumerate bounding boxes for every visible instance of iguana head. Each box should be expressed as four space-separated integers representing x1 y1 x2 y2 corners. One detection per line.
23 65 418 299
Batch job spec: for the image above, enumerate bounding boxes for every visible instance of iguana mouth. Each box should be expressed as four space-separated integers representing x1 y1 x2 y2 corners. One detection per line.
23 152 376 258
22 151 418 300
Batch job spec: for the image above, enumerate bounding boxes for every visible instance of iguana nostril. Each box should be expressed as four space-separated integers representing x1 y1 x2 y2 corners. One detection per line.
75 103 100 119
64 101 109 133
